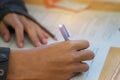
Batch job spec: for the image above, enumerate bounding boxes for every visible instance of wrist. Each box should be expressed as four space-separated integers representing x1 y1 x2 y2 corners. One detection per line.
7 49 28 79
7 48 42 80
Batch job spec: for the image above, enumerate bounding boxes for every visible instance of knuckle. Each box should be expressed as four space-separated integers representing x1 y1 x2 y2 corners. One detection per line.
69 40 90 49
15 25 23 30
68 42 76 49
64 41 74 49
68 54 75 63
28 25 33 29
26 25 34 31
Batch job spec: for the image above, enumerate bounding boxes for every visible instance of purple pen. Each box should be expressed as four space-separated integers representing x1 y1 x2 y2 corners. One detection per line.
59 24 70 40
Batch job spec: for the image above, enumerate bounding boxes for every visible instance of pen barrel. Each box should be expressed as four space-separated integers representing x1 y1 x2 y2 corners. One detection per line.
59 24 70 41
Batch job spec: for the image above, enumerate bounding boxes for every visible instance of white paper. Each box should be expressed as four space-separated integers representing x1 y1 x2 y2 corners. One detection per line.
26 5 120 80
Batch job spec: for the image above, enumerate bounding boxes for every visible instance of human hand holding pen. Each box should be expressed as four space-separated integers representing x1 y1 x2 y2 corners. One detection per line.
7 24 94 80
7 40 94 80
59 24 94 76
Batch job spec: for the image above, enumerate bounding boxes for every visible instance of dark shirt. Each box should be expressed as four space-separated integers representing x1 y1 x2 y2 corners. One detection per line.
0 0 28 21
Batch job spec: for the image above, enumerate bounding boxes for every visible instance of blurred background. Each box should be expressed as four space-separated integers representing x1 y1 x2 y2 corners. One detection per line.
25 0 120 12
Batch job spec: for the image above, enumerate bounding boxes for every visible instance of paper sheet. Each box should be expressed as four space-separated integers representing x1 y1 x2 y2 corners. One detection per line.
71 44 110 80
26 5 120 80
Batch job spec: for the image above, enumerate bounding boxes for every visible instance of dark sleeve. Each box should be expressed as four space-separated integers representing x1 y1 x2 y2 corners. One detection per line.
0 47 10 80
0 0 30 21
0 0 43 33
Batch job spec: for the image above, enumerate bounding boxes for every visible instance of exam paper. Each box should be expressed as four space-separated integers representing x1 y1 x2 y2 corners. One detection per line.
25 5 120 80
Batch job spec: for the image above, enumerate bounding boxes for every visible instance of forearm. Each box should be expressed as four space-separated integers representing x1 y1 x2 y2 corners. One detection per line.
7 49 31 79
7 48 45 80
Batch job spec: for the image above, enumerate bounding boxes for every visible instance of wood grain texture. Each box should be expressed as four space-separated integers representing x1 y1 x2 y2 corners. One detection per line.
99 47 120 80
74 0 120 12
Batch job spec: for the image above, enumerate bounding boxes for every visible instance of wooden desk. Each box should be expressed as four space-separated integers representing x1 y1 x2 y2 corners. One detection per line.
99 47 120 80
25 0 44 5
25 0 120 12
74 0 120 12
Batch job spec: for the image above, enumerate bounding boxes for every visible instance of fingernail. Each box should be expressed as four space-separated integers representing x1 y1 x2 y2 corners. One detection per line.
42 39 48 44
36 42 41 47
19 43 23 48
4 34 9 42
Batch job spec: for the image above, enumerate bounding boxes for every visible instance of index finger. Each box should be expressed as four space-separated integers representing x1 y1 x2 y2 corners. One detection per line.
71 40 90 51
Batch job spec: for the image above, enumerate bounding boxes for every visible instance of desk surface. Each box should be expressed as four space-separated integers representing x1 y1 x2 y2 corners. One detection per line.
1 1 120 80
99 47 120 80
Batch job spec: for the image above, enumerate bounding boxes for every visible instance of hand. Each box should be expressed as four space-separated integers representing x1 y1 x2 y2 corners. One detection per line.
0 13 49 48
7 40 94 80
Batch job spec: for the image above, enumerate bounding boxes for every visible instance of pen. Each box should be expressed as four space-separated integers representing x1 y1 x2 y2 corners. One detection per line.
39 24 57 40
59 24 70 40
59 24 80 77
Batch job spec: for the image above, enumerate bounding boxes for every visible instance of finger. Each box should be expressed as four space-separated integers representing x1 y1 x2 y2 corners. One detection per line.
15 25 24 48
27 18 48 44
3 13 24 48
73 50 94 62
36 27 48 44
28 28 41 47
19 16 41 47
41 30 49 39
73 62 89 72
71 40 90 51
0 22 5 35
0 22 10 42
